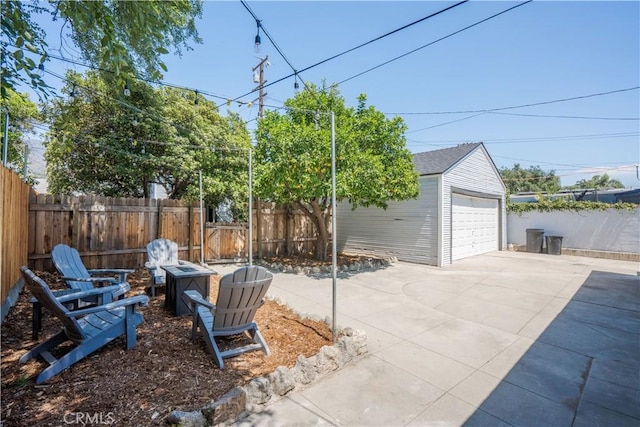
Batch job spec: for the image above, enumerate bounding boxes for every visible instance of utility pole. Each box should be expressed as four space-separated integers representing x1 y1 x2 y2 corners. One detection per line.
252 56 269 118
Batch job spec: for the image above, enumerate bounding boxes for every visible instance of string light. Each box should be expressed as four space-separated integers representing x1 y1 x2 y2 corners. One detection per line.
132 112 138 126
194 90 199 107
123 82 131 97
254 20 262 52
70 84 76 98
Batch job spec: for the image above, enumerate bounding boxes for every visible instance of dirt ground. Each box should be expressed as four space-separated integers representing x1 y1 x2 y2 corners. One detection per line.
0 257 359 426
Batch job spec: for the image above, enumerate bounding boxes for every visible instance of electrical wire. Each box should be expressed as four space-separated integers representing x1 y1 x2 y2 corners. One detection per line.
388 86 640 115
485 111 638 121
405 131 639 145
335 1 532 87
228 0 470 107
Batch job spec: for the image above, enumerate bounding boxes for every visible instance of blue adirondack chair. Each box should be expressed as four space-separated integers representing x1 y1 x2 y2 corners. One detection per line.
144 238 179 297
19 267 148 384
51 244 132 300
184 265 272 368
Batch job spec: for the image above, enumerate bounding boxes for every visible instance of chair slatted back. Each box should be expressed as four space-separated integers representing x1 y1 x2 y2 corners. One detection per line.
214 266 273 332
20 267 86 343
147 239 179 280
51 244 92 291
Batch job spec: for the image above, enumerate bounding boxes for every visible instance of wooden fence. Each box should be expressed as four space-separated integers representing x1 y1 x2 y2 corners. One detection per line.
1 166 32 304
26 196 318 271
28 195 203 271
205 202 319 262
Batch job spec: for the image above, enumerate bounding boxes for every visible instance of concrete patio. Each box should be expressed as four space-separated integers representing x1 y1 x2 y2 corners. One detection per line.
216 251 639 427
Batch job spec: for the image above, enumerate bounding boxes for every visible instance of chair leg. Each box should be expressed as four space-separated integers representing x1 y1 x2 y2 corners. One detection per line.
19 331 68 364
32 302 43 341
203 331 225 369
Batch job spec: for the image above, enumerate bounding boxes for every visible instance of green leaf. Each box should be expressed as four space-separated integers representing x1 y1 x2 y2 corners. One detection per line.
15 37 24 48
12 49 23 60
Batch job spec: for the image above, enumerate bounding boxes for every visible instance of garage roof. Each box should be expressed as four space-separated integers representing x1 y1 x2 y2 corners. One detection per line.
413 142 482 176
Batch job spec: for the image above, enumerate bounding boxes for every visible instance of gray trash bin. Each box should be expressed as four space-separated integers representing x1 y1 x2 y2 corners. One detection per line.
526 229 544 253
546 236 563 255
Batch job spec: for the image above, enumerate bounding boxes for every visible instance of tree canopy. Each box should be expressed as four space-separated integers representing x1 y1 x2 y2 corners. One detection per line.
0 88 40 182
45 71 250 217
1 0 202 98
567 174 625 190
254 84 419 260
499 164 561 195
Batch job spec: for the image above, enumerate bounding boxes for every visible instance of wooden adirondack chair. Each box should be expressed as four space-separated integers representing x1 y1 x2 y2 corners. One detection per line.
145 238 179 297
184 266 273 368
51 244 132 300
19 267 148 384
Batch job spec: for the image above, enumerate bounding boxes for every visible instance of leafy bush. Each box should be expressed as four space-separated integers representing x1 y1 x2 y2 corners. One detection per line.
507 198 638 215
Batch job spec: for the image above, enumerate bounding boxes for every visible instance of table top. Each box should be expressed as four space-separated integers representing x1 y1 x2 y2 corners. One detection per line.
160 263 217 277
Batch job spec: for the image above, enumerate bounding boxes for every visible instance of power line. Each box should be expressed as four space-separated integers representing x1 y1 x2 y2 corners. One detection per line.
388 86 640 115
227 0 469 106
485 111 639 121
336 1 532 86
406 131 639 145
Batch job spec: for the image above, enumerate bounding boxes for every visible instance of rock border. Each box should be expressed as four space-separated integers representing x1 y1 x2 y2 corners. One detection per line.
255 256 396 276
167 307 368 427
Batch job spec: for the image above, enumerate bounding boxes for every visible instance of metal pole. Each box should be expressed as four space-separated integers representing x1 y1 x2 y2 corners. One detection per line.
199 170 205 265
248 148 253 266
23 144 29 178
331 112 337 343
3 110 8 166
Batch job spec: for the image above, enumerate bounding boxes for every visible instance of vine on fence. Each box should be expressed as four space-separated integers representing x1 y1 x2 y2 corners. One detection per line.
507 199 638 215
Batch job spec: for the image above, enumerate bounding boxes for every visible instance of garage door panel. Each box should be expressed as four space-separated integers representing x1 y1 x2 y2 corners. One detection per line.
452 194 499 261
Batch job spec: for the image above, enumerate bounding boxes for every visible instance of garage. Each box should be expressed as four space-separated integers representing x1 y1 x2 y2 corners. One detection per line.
451 194 500 261
337 142 507 266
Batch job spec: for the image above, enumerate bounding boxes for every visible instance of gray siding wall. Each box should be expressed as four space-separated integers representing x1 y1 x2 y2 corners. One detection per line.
441 146 507 265
337 176 440 265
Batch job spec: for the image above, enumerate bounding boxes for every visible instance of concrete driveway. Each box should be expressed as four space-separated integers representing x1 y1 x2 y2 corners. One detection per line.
217 251 639 426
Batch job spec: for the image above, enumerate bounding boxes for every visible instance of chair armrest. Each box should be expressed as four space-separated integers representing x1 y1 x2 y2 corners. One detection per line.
88 268 134 283
183 290 215 310
144 262 157 271
61 276 118 284
56 285 123 303
65 295 149 317
88 268 135 274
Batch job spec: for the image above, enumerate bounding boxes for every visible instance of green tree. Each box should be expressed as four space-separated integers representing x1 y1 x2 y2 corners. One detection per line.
499 164 561 195
1 0 202 98
569 174 625 190
0 88 40 181
254 84 419 260
45 71 250 215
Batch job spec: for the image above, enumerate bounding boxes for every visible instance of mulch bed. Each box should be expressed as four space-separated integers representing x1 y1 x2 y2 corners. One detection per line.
1 267 334 426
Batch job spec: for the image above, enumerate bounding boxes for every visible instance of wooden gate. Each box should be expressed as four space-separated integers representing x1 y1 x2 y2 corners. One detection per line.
205 223 247 262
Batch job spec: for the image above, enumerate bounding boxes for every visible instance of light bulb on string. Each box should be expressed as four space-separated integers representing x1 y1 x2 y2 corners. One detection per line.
123 82 131 97
194 90 199 108
70 84 76 98
132 113 138 126
294 74 299 91
254 20 262 53
37 63 45 77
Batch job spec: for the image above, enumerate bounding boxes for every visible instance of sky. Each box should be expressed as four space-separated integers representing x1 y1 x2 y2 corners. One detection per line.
26 0 640 188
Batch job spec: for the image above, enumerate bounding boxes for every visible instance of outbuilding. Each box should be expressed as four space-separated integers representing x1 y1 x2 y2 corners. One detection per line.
337 142 507 266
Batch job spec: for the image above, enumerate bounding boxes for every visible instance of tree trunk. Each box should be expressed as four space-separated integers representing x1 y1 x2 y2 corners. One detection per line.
295 200 330 261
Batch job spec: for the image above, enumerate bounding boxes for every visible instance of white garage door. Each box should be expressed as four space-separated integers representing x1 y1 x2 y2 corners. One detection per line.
451 194 499 261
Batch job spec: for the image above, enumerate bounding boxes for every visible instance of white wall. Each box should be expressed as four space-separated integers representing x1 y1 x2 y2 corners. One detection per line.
507 208 639 253
337 175 440 265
